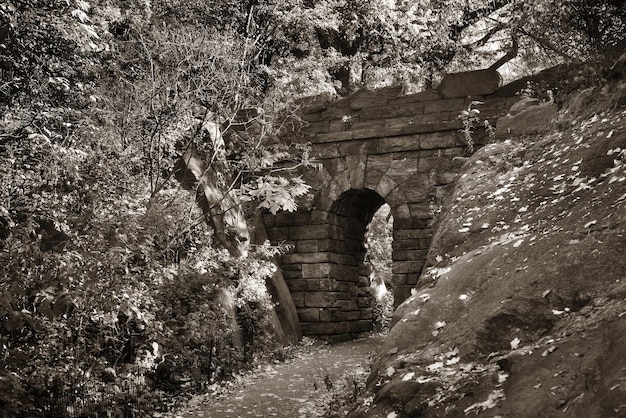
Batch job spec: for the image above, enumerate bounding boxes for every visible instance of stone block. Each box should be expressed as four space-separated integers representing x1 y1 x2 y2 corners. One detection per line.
297 240 320 253
402 119 462 135
420 132 457 149
360 102 425 119
403 182 430 202
314 143 340 159
393 228 432 240
318 239 339 252
392 260 427 274
438 69 502 98
357 296 372 308
394 219 430 230
390 89 441 104
364 154 392 188
302 262 332 278
349 85 403 109
288 225 329 240
291 292 305 307
320 280 351 293
409 202 432 219
346 155 366 189
333 253 360 266
385 187 408 208
393 250 429 262
386 158 418 181
338 140 378 156
350 118 387 131
392 273 420 286
300 323 335 336
312 131 354 143
288 279 320 292
305 292 339 308
282 269 303 280
297 92 334 114
337 299 359 311
301 112 325 122
297 308 320 322
352 126 404 140
320 97 351 119
378 135 421 153
360 308 374 320
334 264 359 280
393 285 415 307
319 308 343 322
393 238 422 251
375 174 398 198
384 116 417 129
302 120 330 134
350 320 374 334
340 311 363 321
282 252 333 264
423 98 465 114
266 226 289 241
393 204 412 220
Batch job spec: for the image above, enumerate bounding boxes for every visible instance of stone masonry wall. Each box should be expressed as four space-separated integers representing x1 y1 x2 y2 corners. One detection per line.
264 83 519 339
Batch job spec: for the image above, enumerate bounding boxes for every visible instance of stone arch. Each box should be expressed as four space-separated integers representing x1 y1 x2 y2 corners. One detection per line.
264 81 520 339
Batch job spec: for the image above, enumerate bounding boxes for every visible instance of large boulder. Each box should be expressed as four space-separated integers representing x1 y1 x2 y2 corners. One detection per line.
495 99 558 139
348 99 626 417
437 69 502 98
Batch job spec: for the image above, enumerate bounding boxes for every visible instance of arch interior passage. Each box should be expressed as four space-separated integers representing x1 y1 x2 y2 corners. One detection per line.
265 189 387 340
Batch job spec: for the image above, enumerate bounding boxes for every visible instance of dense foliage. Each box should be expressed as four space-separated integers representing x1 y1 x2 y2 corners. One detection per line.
0 0 623 415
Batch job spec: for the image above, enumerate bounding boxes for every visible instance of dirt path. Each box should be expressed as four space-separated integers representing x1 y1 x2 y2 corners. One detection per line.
175 335 384 418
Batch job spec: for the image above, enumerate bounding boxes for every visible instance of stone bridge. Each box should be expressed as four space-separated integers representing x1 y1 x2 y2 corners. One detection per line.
263 74 522 339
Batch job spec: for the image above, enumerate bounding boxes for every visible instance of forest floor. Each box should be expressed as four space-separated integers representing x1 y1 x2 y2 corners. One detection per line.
170 335 384 418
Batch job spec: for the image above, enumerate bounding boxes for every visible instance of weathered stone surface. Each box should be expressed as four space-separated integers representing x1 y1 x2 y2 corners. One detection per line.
352 126 404 140
375 175 398 198
296 240 320 253
391 272 421 285
282 252 333 264
438 68 502 98
350 85 403 109
392 260 427 274
288 225 329 240
423 98 465 114
495 102 558 138
302 263 332 278
390 89 441 104
386 158 418 180
378 135 420 153
296 92 334 114
297 308 320 322
419 131 457 149
305 292 341 308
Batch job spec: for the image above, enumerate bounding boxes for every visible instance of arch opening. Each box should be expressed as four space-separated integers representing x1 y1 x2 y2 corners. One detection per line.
326 189 391 338
365 203 394 333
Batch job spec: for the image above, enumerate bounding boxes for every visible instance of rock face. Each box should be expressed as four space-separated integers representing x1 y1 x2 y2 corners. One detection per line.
348 90 626 417
495 99 558 139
